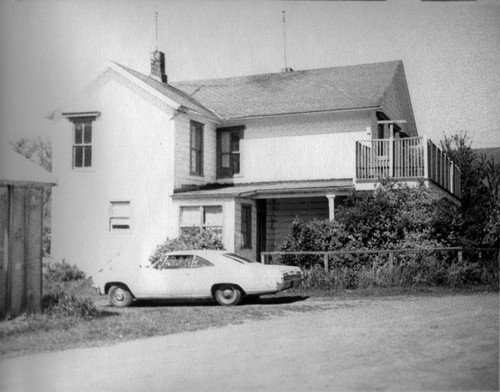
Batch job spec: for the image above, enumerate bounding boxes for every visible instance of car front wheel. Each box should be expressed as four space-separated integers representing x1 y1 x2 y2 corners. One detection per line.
108 285 133 307
214 285 242 306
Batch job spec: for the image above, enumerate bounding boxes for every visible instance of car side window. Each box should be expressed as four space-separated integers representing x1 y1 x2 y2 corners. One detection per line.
191 256 214 269
158 255 193 270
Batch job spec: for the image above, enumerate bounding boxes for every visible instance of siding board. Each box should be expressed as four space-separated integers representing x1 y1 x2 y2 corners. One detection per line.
25 188 43 313
0 186 8 319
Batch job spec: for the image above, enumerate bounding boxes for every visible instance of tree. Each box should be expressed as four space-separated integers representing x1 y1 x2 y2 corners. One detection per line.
11 137 52 255
441 132 500 247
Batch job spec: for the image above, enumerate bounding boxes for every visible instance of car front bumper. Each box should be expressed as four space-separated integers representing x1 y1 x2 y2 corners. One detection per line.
277 276 303 291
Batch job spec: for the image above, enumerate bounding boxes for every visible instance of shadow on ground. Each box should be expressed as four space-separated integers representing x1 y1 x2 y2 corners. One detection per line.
113 295 310 308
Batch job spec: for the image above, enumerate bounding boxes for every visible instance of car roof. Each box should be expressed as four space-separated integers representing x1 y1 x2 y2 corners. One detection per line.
167 250 227 256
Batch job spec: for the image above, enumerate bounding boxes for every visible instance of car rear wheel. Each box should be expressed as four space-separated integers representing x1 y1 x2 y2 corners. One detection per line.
214 285 242 306
109 285 133 307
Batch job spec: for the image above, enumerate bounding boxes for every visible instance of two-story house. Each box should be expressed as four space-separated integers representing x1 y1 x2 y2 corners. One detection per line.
50 51 460 274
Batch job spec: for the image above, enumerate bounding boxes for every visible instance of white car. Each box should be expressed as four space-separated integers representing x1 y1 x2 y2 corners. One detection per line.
93 250 303 307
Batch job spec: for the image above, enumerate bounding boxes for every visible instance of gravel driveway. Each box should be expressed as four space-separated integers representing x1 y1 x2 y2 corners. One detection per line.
0 292 498 391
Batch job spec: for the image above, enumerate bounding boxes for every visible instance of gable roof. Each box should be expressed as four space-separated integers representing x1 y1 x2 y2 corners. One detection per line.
112 63 220 121
171 61 403 121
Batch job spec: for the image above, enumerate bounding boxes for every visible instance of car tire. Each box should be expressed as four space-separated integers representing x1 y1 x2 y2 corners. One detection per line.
109 285 133 307
214 285 242 306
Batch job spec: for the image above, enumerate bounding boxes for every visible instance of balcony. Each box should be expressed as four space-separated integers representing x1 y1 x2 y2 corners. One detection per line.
355 137 461 199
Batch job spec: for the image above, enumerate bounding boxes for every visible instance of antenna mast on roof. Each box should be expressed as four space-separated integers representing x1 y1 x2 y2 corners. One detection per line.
155 8 159 51
281 7 293 73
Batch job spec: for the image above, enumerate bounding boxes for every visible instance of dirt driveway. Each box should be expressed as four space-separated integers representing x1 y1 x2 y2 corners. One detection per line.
0 292 498 391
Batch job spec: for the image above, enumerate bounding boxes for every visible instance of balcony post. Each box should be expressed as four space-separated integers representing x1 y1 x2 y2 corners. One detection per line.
388 124 394 178
326 194 336 221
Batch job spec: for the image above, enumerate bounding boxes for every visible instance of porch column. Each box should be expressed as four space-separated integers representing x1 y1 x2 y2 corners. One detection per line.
326 194 336 221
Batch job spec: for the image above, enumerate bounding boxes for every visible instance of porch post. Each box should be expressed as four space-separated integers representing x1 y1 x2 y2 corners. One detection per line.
326 194 336 221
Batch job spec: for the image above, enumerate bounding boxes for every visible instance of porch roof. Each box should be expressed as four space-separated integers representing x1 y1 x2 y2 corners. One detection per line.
172 179 354 200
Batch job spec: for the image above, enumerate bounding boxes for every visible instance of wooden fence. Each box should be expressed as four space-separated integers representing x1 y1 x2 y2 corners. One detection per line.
261 247 500 271
0 185 46 319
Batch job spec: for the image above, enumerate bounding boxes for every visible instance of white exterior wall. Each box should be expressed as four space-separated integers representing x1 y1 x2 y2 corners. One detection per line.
52 70 177 275
174 115 218 189
234 110 372 183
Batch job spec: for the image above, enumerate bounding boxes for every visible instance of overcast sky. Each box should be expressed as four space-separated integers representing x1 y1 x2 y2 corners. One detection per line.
1 0 499 148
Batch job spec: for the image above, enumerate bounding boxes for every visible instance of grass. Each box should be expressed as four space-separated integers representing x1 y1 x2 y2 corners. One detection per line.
1 277 496 359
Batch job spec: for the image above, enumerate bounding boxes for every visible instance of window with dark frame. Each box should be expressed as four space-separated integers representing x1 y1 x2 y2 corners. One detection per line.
217 127 244 178
241 204 252 249
190 121 204 176
72 118 93 168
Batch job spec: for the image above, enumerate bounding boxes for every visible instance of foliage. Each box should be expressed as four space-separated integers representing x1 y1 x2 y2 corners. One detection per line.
441 132 500 247
297 251 498 291
11 137 53 256
42 290 99 318
40 260 99 318
43 260 86 283
280 182 459 265
149 228 225 265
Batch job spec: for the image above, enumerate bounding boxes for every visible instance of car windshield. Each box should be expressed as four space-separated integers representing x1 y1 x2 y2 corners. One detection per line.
223 253 258 264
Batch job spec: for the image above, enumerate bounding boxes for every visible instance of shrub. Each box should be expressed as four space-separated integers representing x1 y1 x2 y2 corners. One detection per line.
149 228 224 265
42 290 99 318
44 260 86 283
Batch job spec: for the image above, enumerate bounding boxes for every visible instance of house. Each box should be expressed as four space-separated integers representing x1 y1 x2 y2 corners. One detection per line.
50 50 460 274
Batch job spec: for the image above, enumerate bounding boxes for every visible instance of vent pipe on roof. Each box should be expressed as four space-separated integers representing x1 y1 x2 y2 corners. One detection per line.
150 50 167 83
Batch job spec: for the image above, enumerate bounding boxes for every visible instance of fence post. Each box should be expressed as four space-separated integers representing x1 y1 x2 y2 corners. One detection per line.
324 253 329 272
458 250 463 264
260 253 265 264
388 251 394 272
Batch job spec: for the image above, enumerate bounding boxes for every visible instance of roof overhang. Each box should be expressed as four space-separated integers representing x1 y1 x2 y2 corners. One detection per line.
172 179 355 201
220 106 381 124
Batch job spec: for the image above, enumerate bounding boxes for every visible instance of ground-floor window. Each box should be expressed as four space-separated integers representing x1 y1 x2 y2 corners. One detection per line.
180 206 223 237
109 201 131 232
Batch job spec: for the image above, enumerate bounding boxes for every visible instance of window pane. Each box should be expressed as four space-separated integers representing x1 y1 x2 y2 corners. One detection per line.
181 207 200 227
75 124 83 144
74 146 83 167
84 124 92 143
221 153 230 168
230 132 240 152
203 206 223 226
111 202 130 216
110 217 130 230
221 132 230 153
84 146 92 167
232 154 240 174
191 256 214 268
165 255 193 269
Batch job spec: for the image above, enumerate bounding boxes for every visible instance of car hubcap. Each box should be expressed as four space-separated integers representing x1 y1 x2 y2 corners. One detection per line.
222 289 234 300
114 291 124 301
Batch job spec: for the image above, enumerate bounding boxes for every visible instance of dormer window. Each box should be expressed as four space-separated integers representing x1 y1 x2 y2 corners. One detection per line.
71 117 93 168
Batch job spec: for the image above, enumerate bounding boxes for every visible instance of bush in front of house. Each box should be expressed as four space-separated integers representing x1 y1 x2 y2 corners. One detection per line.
149 228 225 266
42 260 99 318
279 183 498 290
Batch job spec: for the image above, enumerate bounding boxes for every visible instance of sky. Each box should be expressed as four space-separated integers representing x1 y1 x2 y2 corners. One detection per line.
1 0 499 148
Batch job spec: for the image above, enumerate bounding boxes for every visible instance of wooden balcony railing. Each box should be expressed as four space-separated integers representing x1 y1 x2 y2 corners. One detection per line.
356 137 461 198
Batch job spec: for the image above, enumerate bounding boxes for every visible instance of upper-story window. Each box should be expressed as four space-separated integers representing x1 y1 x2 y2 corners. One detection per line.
71 118 93 168
190 121 204 176
217 126 244 178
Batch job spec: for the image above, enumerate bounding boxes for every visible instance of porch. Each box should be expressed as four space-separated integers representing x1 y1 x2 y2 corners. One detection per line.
355 137 461 199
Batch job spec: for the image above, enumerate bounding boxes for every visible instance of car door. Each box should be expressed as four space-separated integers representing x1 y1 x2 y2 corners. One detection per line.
188 255 217 297
135 255 193 298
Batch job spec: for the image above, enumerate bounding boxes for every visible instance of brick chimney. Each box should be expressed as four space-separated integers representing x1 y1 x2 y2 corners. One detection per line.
150 50 167 83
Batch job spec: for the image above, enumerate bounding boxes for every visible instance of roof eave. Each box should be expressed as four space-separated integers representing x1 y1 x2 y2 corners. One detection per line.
221 105 382 123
